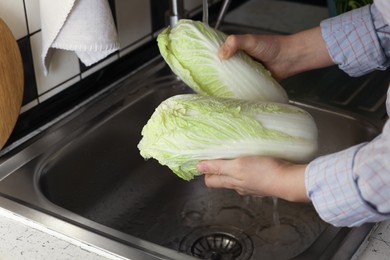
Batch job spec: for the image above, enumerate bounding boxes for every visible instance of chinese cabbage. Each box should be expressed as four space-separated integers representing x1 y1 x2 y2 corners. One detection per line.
138 94 318 181
157 19 288 103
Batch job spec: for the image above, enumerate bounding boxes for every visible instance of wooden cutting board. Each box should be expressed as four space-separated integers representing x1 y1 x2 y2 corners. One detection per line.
0 18 24 150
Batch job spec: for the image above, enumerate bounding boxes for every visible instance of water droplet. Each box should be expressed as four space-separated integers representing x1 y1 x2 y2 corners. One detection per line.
182 210 204 226
272 197 280 226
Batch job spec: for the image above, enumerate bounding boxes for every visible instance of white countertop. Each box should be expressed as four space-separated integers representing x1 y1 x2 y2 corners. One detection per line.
353 222 390 260
0 207 122 260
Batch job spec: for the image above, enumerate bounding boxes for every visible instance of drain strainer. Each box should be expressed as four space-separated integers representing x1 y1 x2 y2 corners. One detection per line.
191 233 242 259
179 226 253 260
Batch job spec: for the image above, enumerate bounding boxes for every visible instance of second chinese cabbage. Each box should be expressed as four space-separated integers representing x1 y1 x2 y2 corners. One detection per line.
138 94 318 181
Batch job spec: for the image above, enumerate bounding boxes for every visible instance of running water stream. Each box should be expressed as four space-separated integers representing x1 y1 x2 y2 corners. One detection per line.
202 0 209 24
272 196 280 226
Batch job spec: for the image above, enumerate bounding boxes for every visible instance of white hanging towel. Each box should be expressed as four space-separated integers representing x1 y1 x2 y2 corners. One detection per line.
40 0 120 75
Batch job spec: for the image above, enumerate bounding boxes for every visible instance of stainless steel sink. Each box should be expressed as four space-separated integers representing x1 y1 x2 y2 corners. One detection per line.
0 55 381 259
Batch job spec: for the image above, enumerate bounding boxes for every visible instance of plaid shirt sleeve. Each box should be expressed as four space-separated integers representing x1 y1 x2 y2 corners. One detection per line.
320 4 390 77
305 3 390 227
306 118 390 227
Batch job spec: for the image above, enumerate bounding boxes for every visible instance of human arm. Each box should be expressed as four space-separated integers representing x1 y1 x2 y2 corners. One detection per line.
305 2 390 227
218 26 334 80
218 2 390 79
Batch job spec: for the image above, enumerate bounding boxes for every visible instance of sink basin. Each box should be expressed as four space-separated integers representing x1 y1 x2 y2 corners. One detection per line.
0 56 380 259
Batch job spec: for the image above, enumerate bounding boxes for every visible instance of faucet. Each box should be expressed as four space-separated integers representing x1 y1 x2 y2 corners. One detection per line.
167 0 231 29
215 0 231 29
168 0 184 27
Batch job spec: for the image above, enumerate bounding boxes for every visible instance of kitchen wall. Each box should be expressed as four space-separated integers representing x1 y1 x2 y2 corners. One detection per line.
1 0 219 113
1 0 233 150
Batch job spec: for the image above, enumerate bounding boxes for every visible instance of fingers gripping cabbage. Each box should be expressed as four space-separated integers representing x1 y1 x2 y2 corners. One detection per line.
157 19 288 103
138 94 318 181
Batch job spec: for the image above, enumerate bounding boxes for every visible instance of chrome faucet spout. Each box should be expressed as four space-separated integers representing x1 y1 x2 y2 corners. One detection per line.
215 0 231 29
169 0 184 27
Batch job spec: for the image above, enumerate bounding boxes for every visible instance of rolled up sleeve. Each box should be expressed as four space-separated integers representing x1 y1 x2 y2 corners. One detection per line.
320 4 390 76
306 120 390 227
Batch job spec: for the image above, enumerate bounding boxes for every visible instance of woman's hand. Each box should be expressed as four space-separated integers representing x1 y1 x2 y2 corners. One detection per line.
197 156 310 202
218 26 334 80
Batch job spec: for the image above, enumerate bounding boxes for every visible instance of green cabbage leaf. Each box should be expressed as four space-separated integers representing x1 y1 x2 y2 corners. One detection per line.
138 94 318 181
157 19 288 103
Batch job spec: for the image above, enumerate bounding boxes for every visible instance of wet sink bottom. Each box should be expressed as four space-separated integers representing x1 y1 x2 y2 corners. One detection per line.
176 193 326 259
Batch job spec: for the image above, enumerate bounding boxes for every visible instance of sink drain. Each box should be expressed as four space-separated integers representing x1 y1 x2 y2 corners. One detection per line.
179 226 253 260
191 233 242 259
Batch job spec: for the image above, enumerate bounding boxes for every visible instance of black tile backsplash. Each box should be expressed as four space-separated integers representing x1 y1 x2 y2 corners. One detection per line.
151 0 170 32
17 36 37 106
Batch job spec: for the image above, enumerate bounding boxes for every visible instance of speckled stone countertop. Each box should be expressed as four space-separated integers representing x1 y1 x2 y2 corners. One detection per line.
353 223 390 260
0 207 122 260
